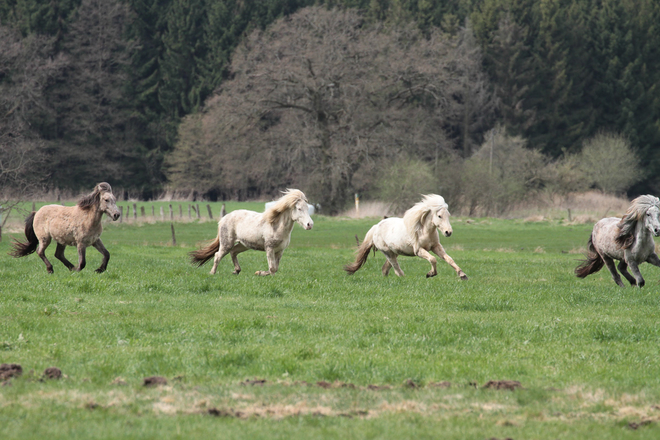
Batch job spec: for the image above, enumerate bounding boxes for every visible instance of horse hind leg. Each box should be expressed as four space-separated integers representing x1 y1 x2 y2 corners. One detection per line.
602 255 625 287
381 260 392 276
54 243 75 271
382 252 404 277
209 246 230 275
74 245 87 271
617 261 637 286
625 258 645 288
230 244 248 275
36 237 54 274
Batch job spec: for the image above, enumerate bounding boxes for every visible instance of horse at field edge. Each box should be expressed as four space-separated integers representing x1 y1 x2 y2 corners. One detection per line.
190 189 313 276
9 182 121 273
575 194 660 287
345 194 468 280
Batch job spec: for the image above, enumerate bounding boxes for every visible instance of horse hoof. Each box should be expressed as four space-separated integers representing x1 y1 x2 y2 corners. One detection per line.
460 273 468 281
426 272 437 278
95 268 106 274
232 270 241 275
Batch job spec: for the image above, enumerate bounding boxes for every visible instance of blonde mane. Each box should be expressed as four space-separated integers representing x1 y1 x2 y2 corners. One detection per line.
263 189 307 224
615 195 660 249
403 194 448 239
77 182 113 211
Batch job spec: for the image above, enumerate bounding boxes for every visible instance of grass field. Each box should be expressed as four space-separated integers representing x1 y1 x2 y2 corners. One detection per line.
1 207 660 439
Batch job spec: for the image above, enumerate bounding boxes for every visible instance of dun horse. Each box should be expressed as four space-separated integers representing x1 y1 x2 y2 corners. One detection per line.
190 189 313 276
345 194 468 280
10 183 121 273
575 195 660 287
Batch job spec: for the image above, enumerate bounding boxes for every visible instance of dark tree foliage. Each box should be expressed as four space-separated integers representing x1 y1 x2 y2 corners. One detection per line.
1 0 659 196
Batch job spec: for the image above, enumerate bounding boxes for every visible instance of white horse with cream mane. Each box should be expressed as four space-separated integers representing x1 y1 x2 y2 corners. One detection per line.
190 189 313 276
345 194 467 280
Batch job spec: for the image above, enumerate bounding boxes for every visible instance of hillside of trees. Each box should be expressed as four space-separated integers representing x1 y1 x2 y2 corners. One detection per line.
1 0 659 212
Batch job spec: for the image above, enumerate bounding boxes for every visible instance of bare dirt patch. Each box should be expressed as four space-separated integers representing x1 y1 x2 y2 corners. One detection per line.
43 367 62 380
482 380 523 391
143 376 167 387
0 363 23 380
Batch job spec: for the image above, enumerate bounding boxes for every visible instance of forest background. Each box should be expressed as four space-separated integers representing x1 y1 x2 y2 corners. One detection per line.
1 0 658 215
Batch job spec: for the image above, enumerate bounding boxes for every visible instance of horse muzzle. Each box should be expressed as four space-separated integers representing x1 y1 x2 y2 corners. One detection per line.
111 212 121 221
444 231 452 237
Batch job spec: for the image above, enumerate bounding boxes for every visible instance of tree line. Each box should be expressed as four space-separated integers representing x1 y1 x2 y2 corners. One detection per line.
1 0 659 212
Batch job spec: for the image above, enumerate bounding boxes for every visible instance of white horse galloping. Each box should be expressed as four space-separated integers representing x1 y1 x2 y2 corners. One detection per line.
576 195 660 287
345 194 468 280
190 189 313 276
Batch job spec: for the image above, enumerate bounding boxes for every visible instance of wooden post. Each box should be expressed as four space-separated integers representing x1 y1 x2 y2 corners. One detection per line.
171 223 176 246
196 203 201 219
179 204 183 218
133 203 137 220
119 206 124 222
32 202 36 212
141 206 145 217
169 204 173 221
207 204 213 220
220 203 226 218
160 206 164 221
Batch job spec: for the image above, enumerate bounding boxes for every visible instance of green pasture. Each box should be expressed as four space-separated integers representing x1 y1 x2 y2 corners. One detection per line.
1 209 660 439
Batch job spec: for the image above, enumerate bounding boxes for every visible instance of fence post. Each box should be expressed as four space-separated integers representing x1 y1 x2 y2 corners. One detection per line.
119 206 123 222
160 206 164 221
169 204 173 221
32 202 36 212
196 203 201 219
179 204 183 218
188 204 192 219
220 203 226 218
171 223 176 246
141 206 145 217
207 204 213 220
152 205 155 217
133 203 137 220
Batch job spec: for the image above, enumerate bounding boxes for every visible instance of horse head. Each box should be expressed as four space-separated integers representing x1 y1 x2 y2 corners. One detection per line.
431 205 453 237
95 183 120 221
291 197 314 230
643 199 660 236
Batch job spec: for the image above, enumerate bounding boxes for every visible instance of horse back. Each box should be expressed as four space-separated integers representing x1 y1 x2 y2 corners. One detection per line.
592 217 624 260
219 209 269 251
372 217 416 256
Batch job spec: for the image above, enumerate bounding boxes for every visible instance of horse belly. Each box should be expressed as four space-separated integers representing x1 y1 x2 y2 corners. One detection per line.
373 221 415 256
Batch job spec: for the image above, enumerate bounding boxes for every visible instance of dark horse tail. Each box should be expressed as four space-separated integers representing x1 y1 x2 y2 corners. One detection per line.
344 227 375 275
189 236 220 267
9 212 38 258
575 234 604 278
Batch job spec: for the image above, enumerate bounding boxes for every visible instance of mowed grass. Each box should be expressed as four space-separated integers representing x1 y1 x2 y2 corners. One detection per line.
1 211 660 439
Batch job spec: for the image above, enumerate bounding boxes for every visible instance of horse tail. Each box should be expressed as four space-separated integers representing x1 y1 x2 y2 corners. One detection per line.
189 236 220 267
344 227 375 275
9 212 38 258
575 234 604 278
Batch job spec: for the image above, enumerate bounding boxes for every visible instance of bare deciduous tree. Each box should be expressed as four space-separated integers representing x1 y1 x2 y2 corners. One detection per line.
167 7 495 211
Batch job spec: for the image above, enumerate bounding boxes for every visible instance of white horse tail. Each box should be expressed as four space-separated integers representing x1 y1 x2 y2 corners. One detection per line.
575 234 604 278
190 236 220 267
344 226 376 275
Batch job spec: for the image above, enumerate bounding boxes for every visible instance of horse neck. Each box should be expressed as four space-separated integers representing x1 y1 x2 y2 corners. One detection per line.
269 209 295 233
78 205 104 225
634 219 652 243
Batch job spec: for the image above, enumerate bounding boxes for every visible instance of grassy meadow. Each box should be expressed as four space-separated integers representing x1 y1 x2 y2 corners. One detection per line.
1 203 660 439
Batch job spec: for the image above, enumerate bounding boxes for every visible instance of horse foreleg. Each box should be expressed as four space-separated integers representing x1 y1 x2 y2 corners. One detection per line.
256 249 282 276
414 247 438 278
381 260 392 276
74 245 87 271
54 243 75 271
432 244 468 280
625 257 645 288
92 239 110 273
617 261 637 286
646 253 660 268
602 255 625 287
37 237 54 274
